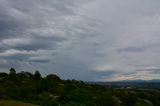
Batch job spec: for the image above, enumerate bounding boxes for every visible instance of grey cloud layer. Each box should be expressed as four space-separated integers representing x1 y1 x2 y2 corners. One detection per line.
0 0 160 81
0 0 104 79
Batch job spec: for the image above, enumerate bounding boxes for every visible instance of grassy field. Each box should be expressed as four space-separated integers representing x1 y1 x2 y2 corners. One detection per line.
0 100 38 106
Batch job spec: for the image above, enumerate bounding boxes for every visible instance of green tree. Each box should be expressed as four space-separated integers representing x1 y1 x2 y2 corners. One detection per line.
0 72 8 78
9 68 16 76
34 70 42 80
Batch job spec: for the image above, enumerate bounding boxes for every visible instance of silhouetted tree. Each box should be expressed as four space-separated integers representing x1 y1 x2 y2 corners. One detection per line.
34 70 42 80
9 68 16 75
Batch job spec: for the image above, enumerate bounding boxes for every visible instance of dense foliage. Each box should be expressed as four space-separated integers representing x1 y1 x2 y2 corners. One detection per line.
0 68 160 106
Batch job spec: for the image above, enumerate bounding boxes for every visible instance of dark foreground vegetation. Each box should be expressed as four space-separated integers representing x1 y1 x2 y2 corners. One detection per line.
0 100 38 106
0 68 160 106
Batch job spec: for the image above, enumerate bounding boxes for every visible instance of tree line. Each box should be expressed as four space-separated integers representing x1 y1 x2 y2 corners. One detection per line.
0 68 160 106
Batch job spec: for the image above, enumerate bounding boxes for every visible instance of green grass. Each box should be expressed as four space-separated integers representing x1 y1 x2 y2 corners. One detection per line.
0 100 38 106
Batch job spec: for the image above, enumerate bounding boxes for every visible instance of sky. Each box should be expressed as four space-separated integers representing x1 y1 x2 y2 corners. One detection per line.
0 0 160 81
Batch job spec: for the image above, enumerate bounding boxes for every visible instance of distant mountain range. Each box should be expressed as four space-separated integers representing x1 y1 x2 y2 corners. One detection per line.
114 79 160 83
86 79 160 89
87 79 160 83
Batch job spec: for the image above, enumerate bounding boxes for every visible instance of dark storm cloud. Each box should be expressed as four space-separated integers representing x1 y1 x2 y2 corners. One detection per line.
0 0 102 78
0 37 66 51
0 0 79 69
0 0 75 41
0 49 36 61
0 1 78 50
0 0 98 52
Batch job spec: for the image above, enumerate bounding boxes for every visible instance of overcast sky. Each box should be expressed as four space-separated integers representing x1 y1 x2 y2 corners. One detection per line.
0 0 160 81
